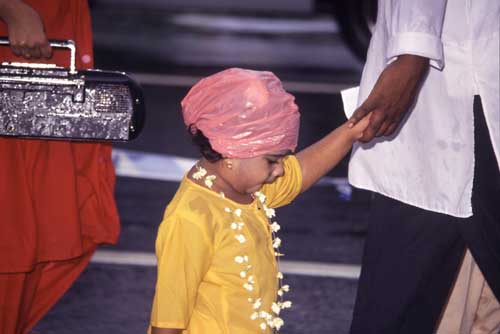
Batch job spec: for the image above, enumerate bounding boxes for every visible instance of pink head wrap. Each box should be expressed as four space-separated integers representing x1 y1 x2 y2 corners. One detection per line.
181 68 300 158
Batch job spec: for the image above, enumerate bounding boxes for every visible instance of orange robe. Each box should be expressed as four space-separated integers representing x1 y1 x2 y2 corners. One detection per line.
0 1 120 333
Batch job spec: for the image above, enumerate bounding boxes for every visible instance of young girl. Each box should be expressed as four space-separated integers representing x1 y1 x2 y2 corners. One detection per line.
149 68 369 334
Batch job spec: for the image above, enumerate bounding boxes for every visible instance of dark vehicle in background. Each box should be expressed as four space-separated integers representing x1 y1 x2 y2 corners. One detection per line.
326 0 377 60
90 0 377 71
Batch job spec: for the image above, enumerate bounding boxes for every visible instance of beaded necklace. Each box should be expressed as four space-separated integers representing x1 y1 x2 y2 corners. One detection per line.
193 164 292 333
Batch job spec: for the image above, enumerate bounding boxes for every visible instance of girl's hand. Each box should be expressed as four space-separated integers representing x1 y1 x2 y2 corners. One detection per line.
348 112 371 142
0 0 52 59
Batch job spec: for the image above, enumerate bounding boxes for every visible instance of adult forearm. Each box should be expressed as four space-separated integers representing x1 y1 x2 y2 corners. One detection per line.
296 123 356 193
0 0 21 22
0 0 52 59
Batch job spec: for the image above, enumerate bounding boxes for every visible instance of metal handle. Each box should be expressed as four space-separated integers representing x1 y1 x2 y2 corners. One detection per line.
0 37 77 74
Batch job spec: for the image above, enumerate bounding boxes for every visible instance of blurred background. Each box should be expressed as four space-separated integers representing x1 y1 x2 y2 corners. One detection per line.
37 1 377 333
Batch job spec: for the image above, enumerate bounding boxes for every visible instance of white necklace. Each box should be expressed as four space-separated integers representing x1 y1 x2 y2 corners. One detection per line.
192 164 217 189
192 162 292 332
224 192 292 333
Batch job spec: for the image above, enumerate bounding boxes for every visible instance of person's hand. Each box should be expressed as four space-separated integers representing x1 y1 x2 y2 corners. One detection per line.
348 111 372 142
0 0 52 59
348 54 429 143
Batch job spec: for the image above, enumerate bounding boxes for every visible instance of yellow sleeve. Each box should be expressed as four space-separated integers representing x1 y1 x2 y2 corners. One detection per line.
259 155 303 208
150 213 214 329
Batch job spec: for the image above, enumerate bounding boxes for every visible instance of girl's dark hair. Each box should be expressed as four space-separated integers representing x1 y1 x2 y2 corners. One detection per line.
188 125 223 162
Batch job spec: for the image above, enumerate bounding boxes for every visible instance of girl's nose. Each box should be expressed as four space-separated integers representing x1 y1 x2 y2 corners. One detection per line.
272 163 284 178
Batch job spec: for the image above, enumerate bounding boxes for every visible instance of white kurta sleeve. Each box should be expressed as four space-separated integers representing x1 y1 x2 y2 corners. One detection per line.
385 0 447 69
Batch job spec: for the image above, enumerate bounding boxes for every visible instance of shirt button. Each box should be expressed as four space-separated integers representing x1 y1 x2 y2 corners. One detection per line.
82 54 92 64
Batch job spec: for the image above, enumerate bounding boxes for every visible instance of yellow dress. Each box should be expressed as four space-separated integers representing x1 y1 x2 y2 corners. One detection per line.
149 155 302 334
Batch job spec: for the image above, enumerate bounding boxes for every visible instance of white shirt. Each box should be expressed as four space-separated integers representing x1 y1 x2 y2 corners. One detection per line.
347 0 500 218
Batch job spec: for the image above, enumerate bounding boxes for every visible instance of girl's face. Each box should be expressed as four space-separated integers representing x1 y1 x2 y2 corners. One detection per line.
228 150 290 194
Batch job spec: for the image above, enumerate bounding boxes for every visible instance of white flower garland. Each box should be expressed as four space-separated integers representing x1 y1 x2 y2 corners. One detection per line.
224 192 292 333
193 165 292 333
193 165 216 189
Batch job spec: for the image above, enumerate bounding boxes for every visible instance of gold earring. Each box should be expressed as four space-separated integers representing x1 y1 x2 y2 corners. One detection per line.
226 161 233 169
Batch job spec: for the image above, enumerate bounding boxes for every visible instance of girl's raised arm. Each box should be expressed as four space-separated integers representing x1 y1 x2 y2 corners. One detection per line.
296 118 369 193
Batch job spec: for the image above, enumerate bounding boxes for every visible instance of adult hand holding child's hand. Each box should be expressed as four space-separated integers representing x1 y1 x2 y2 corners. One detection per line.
349 112 371 142
348 54 429 143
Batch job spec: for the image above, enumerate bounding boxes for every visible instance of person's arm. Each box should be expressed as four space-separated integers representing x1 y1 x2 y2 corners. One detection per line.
0 0 51 59
385 0 447 69
150 216 213 333
348 54 429 142
296 118 369 193
151 327 182 334
348 0 448 142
